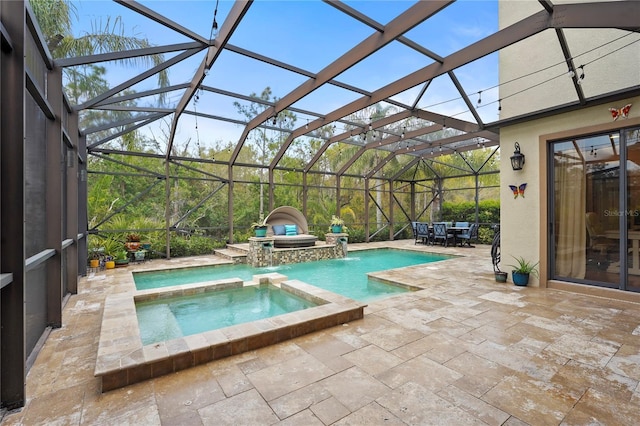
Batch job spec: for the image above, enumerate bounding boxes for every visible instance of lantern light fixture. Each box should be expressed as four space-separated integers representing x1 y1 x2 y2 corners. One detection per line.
510 142 525 171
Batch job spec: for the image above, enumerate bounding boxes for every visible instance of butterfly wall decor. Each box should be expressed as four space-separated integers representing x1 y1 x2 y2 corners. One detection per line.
609 104 632 121
509 183 527 199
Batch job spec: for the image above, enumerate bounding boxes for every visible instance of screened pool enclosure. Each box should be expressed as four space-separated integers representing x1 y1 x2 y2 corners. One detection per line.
1 0 638 410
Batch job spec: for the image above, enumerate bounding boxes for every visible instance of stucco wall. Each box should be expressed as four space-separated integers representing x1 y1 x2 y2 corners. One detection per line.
498 0 640 287
500 95 640 286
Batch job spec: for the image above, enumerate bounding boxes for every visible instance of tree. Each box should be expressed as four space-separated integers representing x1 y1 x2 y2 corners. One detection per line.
30 0 169 104
234 87 296 219
30 0 176 245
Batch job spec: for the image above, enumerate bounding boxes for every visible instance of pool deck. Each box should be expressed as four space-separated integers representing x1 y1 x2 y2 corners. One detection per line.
3 240 640 425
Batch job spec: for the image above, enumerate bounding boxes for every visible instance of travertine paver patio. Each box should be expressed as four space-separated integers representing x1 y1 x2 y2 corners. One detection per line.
2 240 640 425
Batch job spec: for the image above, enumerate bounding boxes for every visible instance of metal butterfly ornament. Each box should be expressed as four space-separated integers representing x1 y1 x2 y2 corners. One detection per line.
509 183 527 199
609 104 631 121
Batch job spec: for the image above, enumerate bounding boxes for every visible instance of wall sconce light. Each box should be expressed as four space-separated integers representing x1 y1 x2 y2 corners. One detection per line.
510 142 525 171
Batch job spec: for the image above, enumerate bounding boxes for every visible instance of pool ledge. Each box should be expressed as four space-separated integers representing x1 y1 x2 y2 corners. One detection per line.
94 275 366 392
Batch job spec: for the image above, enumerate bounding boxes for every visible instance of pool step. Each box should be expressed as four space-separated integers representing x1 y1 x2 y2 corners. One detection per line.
225 243 250 253
214 248 247 264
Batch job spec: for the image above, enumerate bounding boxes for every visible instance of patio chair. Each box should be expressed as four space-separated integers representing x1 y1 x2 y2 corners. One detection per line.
457 223 478 247
411 222 418 244
585 212 616 255
416 222 431 245
432 222 453 247
585 212 619 262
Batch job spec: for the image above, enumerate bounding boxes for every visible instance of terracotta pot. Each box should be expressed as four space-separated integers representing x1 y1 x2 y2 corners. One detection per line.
126 242 141 251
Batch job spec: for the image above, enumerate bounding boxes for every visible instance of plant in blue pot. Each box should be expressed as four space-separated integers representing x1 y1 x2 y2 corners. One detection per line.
251 217 268 237
329 215 346 233
508 256 539 286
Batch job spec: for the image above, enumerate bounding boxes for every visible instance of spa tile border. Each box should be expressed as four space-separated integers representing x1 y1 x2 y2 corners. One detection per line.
95 275 366 391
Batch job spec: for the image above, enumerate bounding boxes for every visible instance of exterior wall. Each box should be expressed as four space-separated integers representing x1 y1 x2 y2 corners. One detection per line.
498 0 640 293
500 95 640 287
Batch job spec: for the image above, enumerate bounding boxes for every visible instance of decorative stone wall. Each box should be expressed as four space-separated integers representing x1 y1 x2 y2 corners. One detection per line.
247 235 348 267
325 233 348 246
247 237 275 267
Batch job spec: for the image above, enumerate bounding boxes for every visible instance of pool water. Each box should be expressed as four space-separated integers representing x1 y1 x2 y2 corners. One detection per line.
136 284 317 345
134 249 450 302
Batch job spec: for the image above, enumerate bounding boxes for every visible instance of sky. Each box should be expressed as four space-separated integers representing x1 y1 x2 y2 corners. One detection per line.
68 0 501 151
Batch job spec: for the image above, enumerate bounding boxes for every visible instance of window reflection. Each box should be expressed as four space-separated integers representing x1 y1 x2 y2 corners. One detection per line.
552 132 624 289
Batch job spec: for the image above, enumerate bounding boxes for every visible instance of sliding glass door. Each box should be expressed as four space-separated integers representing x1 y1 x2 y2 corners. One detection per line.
550 127 640 292
626 127 640 291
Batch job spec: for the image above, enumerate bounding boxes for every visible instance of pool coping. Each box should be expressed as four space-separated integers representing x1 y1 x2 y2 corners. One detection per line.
95 273 366 392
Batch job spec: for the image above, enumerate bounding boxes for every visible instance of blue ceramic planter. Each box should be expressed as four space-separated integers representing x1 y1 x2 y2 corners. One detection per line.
512 271 530 286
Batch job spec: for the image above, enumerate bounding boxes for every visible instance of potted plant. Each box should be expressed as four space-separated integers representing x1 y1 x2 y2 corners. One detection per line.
134 250 146 261
114 250 129 267
88 238 104 269
125 233 141 251
251 218 268 237
101 237 120 269
329 215 346 233
89 253 101 269
508 256 539 286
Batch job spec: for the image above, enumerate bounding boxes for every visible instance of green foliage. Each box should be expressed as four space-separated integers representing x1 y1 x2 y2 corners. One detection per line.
30 0 169 104
115 250 128 261
251 218 268 229
508 256 539 278
98 236 122 258
441 200 500 224
69 74 500 254
169 234 224 258
478 226 495 245
438 199 500 244
330 215 345 226
344 227 366 243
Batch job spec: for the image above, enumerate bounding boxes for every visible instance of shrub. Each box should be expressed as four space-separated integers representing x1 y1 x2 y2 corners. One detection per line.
477 225 495 245
441 200 500 225
345 227 366 243
168 234 224 258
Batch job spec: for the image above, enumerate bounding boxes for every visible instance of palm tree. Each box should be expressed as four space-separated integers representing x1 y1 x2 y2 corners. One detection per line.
30 0 169 104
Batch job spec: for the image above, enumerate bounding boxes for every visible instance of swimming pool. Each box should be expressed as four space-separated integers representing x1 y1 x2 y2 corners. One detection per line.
134 249 451 302
136 283 318 345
